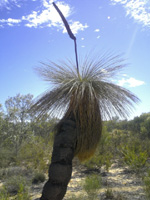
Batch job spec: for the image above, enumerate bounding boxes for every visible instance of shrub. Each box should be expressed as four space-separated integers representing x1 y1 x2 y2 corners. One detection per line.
82 174 101 199
0 187 9 200
104 188 114 199
121 145 148 171
143 169 150 199
0 148 14 168
104 188 125 200
18 136 52 172
4 175 29 196
0 181 31 200
14 183 31 200
0 166 30 180
32 172 46 184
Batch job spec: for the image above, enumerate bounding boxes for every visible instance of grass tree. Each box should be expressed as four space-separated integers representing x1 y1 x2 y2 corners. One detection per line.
31 54 139 200
30 2 139 200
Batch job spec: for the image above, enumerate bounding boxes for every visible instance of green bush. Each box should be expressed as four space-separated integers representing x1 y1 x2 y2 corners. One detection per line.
82 174 101 199
0 166 30 180
121 145 148 171
85 152 112 171
104 188 114 199
14 183 31 200
18 136 52 172
0 187 9 200
4 175 29 196
32 172 46 184
0 148 15 168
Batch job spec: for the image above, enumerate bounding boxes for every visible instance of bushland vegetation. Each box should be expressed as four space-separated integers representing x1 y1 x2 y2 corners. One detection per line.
0 93 150 199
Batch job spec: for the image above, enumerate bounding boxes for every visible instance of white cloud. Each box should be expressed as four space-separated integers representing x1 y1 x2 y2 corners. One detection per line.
94 28 100 32
81 37 84 40
0 0 88 34
63 21 88 35
0 18 21 26
97 35 100 39
118 77 145 87
111 0 150 28
22 2 71 28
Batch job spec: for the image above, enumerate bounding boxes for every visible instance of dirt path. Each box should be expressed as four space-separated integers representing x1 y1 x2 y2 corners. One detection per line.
31 159 146 200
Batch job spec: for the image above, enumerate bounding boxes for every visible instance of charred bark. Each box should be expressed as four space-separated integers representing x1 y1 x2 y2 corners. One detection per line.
40 118 77 200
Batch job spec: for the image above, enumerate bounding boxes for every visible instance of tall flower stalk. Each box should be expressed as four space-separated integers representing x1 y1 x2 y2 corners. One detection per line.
52 2 79 75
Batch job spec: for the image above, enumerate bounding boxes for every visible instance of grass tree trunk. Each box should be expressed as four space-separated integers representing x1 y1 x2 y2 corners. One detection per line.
40 117 77 200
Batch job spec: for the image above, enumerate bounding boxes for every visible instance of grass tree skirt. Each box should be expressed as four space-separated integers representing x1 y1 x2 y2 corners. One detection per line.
40 118 77 200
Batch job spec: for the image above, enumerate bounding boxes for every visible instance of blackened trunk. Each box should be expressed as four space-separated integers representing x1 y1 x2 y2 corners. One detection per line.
40 118 77 200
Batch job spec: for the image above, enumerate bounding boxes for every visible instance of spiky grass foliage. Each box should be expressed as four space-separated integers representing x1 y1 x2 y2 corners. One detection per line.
31 54 139 161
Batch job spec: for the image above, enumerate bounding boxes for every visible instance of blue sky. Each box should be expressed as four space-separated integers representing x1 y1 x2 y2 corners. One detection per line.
0 0 150 119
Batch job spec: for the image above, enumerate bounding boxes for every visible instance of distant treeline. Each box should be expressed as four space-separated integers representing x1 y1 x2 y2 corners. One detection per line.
0 93 150 169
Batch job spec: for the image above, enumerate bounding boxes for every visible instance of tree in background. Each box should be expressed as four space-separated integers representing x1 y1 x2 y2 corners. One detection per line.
4 94 33 158
0 104 4 133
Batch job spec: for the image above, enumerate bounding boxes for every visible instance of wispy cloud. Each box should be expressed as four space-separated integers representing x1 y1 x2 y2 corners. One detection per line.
0 18 21 26
0 0 88 34
94 28 100 32
111 0 150 28
62 21 88 35
118 77 145 87
0 0 21 9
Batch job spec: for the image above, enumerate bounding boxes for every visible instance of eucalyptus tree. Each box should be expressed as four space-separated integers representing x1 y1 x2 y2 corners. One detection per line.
5 93 33 157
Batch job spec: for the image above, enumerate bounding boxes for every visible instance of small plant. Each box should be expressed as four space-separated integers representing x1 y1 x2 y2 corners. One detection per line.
14 183 31 200
4 175 29 196
115 193 126 200
104 188 125 200
143 169 150 199
105 188 114 199
32 172 46 184
82 174 101 199
0 186 9 200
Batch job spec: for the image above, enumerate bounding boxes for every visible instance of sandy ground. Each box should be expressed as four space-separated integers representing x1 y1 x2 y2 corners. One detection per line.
31 159 146 200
